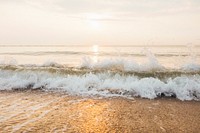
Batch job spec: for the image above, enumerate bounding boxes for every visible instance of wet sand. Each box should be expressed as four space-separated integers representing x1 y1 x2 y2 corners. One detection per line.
0 91 200 133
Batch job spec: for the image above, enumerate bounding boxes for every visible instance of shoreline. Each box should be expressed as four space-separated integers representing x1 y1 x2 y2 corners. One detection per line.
0 90 200 132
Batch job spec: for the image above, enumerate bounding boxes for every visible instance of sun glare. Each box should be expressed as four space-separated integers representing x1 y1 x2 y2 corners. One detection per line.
88 20 100 30
92 45 99 63
92 45 99 53
86 13 104 30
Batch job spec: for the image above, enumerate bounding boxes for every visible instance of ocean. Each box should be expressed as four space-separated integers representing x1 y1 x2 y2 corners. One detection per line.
0 44 200 100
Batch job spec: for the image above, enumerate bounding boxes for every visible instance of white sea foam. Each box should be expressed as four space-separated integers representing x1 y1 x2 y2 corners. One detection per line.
80 56 164 72
80 56 200 72
181 54 200 71
80 48 199 71
0 47 199 71
181 63 200 71
0 47 200 101
0 57 17 66
80 48 158 71
0 57 199 72
181 44 200 71
0 70 200 101
41 60 63 67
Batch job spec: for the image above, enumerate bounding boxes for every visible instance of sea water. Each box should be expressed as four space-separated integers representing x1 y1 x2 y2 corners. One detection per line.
0 44 200 100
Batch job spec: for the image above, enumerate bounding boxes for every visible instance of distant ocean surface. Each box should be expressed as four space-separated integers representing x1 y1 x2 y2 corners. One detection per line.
0 44 200 101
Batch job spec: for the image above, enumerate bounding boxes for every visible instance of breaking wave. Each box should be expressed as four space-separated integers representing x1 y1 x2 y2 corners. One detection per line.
0 69 200 101
0 47 200 101
1 51 199 57
0 62 200 101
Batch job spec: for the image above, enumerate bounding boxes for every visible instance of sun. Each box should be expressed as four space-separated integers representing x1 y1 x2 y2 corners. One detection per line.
88 20 100 30
86 13 103 30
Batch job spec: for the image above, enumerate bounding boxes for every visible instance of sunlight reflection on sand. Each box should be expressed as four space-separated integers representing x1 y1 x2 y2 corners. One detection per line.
0 91 200 132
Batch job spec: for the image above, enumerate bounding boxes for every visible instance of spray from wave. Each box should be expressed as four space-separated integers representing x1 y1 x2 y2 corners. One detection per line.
0 46 200 101
0 70 200 101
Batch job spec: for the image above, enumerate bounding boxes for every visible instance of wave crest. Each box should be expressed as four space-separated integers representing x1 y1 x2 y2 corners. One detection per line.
0 70 200 101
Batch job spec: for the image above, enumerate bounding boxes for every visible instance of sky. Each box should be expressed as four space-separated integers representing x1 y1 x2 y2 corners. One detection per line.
0 0 200 45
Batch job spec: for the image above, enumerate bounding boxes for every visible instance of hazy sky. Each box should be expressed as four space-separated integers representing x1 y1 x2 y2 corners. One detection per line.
0 0 200 45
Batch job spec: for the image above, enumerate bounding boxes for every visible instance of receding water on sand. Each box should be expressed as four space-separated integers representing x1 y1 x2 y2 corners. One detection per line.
0 91 200 132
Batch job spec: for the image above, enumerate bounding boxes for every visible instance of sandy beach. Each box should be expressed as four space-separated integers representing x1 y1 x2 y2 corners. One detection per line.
1 0 200 132
0 90 199 133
